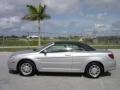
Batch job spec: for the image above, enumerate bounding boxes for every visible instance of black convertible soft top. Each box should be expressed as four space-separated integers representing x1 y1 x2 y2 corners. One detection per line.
53 41 96 51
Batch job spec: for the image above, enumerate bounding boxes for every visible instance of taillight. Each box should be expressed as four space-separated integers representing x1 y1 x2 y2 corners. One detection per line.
108 53 114 59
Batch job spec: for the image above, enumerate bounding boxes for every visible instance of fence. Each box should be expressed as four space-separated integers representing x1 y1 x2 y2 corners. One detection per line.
0 31 120 50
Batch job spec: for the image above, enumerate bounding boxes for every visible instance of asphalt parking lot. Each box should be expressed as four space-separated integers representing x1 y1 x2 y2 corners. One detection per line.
0 49 120 90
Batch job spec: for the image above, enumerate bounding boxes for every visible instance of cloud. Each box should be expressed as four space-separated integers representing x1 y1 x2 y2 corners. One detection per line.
111 21 120 31
0 0 80 16
41 0 80 13
0 1 14 12
85 0 116 4
108 21 120 35
0 0 119 36
0 16 21 31
84 0 120 11
95 23 110 31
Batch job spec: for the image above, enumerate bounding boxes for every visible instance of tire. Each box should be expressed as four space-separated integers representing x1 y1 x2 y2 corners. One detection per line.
85 62 103 78
18 60 36 76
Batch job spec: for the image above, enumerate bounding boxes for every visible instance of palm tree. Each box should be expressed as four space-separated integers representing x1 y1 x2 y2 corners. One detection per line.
22 3 50 46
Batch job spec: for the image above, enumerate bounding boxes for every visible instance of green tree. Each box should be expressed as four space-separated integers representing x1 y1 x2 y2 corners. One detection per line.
22 3 50 46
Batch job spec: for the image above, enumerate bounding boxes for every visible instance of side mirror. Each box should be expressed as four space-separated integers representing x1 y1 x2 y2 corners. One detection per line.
41 50 47 55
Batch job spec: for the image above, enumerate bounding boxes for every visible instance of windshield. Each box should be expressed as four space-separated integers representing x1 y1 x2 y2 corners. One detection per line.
33 42 53 52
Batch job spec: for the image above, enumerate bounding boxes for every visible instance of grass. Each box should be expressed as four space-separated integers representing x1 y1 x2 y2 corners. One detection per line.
91 45 120 49
0 45 120 52
0 38 52 46
0 48 32 52
0 38 120 51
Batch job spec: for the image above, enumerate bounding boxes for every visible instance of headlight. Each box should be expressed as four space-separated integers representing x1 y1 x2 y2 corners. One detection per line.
9 54 16 59
8 55 17 64
9 55 14 59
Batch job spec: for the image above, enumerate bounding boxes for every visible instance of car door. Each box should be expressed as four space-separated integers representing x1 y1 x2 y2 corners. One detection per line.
38 44 73 72
71 44 90 72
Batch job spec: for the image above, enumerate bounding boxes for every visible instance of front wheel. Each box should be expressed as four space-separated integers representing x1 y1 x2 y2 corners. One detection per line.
85 62 103 78
18 60 36 76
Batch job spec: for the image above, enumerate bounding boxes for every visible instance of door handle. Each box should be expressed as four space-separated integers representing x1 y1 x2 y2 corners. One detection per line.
65 54 71 56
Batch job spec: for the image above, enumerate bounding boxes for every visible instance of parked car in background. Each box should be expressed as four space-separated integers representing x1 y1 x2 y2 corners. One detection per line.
27 35 38 39
8 41 116 78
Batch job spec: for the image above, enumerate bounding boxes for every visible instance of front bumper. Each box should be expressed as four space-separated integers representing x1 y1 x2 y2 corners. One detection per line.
8 58 18 71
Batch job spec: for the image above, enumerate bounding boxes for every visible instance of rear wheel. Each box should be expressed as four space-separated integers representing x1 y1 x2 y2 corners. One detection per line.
18 60 36 76
85 62 103 78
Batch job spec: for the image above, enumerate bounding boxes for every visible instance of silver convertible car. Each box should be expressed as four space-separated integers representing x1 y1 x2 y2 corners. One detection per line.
8 41 116 78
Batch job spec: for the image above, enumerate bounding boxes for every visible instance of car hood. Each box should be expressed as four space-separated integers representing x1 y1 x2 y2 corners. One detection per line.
11 50 36 56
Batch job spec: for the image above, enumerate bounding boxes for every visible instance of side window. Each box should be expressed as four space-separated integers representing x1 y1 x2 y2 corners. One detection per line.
46 44 72 53
72 44 85 52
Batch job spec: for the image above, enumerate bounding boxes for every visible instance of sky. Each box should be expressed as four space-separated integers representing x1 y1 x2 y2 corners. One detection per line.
0 0 120 36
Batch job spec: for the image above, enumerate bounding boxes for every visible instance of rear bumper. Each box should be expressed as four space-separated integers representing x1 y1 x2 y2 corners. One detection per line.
104 59 116 72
